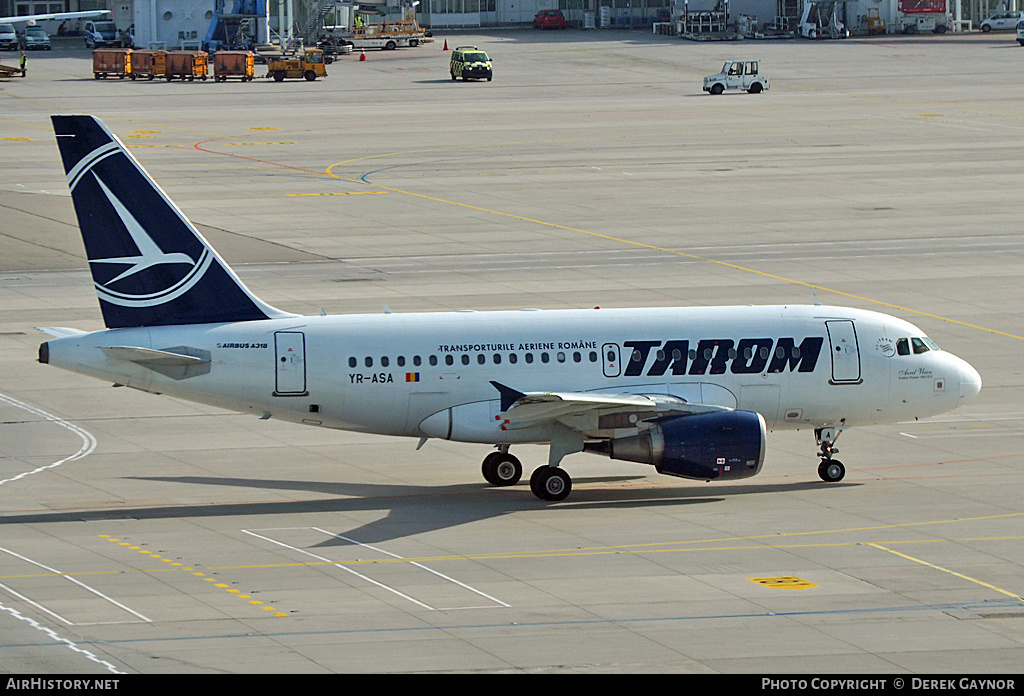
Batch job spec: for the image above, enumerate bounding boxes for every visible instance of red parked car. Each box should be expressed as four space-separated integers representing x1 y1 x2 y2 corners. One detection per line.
533 9 567 29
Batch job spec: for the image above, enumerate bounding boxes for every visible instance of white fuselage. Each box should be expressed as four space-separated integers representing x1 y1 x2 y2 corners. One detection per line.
43 304 981 444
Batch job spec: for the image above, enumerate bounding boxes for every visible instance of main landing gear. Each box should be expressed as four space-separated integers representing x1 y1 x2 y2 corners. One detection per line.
481 447 572 501
815 425 846 483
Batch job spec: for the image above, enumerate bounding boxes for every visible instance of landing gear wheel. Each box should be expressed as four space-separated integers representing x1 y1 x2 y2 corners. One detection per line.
818 459 846 483
530 466 572 501
482 452 522 487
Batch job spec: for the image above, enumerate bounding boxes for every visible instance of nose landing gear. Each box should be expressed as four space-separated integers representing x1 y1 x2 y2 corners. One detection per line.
815 425 846 482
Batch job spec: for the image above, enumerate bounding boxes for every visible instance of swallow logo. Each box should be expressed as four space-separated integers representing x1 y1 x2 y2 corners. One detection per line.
86 171 213 308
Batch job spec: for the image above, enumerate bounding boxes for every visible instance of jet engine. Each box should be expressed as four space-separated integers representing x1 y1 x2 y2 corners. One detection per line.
584 410 766 481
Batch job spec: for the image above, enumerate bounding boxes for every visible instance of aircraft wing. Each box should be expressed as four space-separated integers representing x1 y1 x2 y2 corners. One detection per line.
490 381 729 432
0 10 109 24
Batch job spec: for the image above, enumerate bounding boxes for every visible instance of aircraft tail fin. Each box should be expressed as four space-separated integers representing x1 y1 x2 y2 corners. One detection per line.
51 115 295 329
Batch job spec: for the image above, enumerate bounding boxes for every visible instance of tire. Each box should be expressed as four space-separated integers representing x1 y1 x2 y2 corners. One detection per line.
748 82 762 94
981 24 991 32
817 459 846 483
385 40 396 50
710 83 724 95
304 70 316 81
935 24 947 34
482 453 522 487
273 71 284 82
450 72 456 81
531 467 571 501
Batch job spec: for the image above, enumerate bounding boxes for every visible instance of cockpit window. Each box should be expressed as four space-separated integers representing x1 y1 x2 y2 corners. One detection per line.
911 337 935 354
897 337 940 356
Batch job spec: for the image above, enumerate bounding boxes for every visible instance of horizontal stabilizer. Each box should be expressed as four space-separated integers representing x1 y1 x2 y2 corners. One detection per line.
36 327 88 338
100 346 209 366
99 345 211 380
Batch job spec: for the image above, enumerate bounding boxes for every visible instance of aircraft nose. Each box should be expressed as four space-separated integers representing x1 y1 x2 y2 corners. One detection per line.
957 359 982 402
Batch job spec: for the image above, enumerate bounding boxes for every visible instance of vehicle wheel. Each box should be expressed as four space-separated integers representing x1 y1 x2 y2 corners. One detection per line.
817 459 846 483
710 83 724 95
531 467 572 501
273 71 284 81
450 72 456 80
487 76 492 81
748 82 762 93
94 73 100 79
166 74 173 81
304 70 316 81
482 452 522 487
385 40 396 50
1019 40 1024 46
981 23 991 32
935 24 947 34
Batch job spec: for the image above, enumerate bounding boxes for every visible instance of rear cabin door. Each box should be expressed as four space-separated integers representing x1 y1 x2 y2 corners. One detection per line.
826 320 861 384
274 331 307 395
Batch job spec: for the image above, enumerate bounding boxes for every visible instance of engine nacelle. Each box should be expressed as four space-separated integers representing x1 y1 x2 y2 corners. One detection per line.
584 410 766 481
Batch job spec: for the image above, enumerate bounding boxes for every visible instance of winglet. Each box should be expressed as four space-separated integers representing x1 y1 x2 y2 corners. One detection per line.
490 381 526 412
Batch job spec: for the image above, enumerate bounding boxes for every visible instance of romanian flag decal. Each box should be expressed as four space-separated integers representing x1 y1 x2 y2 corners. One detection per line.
406 372 420 382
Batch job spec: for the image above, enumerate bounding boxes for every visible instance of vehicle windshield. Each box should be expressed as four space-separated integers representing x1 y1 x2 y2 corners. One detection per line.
94 22 116 31
465 52 488 62
26 27 45 35
0 24 15 33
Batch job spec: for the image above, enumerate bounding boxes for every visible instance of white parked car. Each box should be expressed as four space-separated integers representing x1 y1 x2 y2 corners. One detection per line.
703 60 770 95
1017 20 1024 45
0 23 17 50
980 10 1024 31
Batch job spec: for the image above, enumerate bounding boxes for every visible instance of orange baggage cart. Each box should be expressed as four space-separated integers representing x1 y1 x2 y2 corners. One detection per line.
92 48 132 79
213 51 254 81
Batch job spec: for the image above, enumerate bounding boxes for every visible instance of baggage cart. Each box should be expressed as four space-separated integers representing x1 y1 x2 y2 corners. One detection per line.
213 51 254 81
129 50 167 80
92 48 132 79
165 51 208 81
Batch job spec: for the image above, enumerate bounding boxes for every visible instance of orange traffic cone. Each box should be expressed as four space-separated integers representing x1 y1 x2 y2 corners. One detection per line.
443 39 449 51
359 48 366 61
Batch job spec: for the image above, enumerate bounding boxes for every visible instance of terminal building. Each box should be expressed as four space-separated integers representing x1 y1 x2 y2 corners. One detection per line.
0 0 1015 46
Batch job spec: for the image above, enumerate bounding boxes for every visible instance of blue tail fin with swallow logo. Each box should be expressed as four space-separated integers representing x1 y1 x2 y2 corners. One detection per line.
51 115 295 329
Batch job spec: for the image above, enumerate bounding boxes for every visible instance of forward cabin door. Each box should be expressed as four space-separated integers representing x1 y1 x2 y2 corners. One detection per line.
826 320 861 384
274 331 307 395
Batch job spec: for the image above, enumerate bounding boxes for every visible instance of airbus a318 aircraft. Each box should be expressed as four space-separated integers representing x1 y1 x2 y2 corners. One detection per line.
38 116 982 501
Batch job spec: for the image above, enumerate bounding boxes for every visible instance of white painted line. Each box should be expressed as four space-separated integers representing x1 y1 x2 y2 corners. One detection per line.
0 545 151 624
310 527 510 609
241 529 435 610
0 598 125 674
0 392 97 487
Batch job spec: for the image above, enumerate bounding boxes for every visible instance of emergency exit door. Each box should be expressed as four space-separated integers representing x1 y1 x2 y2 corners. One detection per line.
274 331 307 395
